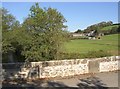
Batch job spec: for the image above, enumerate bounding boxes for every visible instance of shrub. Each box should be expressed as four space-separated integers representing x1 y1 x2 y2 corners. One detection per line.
70 36 88 40
60 50 112 60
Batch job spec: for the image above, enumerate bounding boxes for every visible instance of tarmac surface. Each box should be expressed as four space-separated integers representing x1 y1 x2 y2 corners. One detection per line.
2 71 120 88
53 71 119 87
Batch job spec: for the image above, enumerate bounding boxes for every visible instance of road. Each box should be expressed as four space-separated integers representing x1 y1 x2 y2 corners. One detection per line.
2 71 120 88
53 71 119 88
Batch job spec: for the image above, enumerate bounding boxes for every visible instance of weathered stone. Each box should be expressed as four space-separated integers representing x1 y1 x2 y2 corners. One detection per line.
3 56 120 79
99 60 119 72
80 59 87 64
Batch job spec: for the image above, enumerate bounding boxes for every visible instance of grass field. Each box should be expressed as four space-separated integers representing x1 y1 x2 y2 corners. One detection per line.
63 34 119 55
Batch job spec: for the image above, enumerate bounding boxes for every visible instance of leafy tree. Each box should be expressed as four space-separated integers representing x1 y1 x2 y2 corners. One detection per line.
2 3 68 62
22 3 68 61
2 8 24 62
2 8 18 31
2 8 17 53
74 29 82 33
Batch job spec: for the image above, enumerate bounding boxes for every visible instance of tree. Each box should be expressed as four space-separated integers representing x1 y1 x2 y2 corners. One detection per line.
22 3 68 61
2 3 68 62
2 8 18 53
2 8 18 31
2 8 24 62
74 29 82 33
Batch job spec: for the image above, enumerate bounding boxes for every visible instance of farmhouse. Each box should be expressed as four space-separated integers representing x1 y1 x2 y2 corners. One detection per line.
71 33 85 37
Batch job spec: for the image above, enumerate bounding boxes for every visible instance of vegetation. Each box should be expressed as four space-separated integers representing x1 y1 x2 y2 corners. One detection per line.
64 34 119 55
60 50 112 59
101 25 119 31
61 34 119 59
75 21 120 36
83 21 113 33
70 36 88 40
100 24 119 35
2 3 68 62
74 29 83 33
2 3 119 62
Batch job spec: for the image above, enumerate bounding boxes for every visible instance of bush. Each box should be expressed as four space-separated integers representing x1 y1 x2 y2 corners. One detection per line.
70 36 88 40
86 50 112 58
60 50 112 60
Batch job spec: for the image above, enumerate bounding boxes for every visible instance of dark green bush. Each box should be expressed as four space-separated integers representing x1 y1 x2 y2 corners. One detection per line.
60 50 112 60
86 50 112 58
70 36 88 40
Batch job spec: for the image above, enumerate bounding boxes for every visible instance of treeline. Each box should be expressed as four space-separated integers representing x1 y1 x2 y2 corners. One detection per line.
84 21 113 33
100 24 120 35
2 3 69 62
75 21 120 35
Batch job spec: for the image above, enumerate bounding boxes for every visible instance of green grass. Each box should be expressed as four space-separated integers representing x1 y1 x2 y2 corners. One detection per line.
101 25 119 31
63 34 119 55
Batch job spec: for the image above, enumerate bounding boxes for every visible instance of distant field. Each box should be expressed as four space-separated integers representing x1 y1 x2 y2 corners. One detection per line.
63 34 119 55
101 25 119 31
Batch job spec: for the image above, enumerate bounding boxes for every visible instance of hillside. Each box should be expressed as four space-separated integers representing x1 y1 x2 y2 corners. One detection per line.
78 22 120 35
64 34 119 54
101 24 119 31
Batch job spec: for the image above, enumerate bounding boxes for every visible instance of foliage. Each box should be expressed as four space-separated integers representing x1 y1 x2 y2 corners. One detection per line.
83 21 113 33
100 24 119 35
83 22 119 36
2 8 21 54
71 36 88 40
2 8 20 31
74 29 83 33
1 7 24 62
2 3 68 62
60 50 112 59
2 4 119 62
21 3 68 61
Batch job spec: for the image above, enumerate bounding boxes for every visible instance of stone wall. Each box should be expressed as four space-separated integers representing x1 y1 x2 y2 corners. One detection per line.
100 60 120 72
41 63 88 78
29 56 120 79
3 56 120 79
